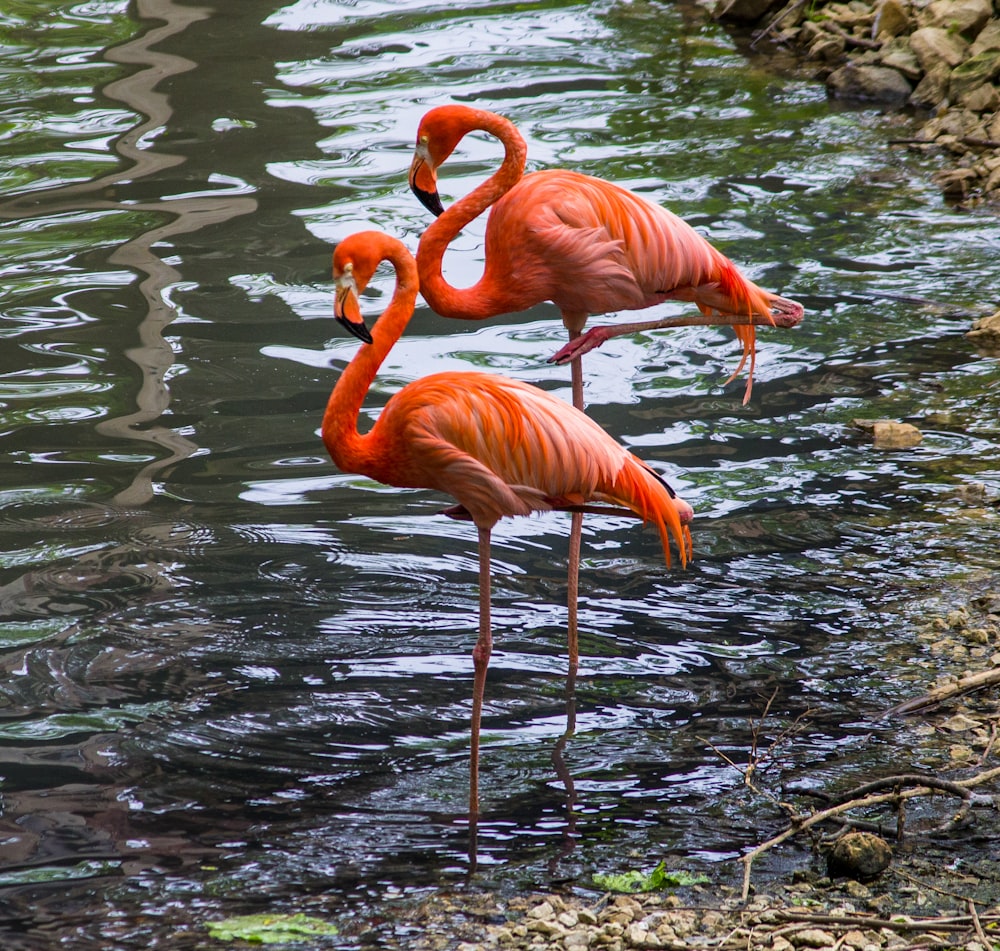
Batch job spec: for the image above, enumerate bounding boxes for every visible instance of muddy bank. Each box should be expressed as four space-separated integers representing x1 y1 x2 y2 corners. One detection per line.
713 0 1000 205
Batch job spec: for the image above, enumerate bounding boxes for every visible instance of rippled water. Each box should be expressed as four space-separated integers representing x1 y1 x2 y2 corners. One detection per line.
1 0 998 945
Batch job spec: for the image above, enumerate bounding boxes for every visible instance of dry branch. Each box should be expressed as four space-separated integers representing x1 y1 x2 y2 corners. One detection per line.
739 766 1000 899
888 666 1000 715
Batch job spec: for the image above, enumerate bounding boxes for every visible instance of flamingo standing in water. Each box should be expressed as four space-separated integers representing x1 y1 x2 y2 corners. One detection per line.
408 104 804 670
322 230 693 815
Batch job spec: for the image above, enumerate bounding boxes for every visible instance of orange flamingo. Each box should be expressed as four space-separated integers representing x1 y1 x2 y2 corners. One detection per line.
322 230 694 815
409 104 804 411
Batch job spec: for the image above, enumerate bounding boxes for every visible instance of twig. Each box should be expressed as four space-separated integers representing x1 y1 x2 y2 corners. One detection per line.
776 909 1000 933
962 136 1000 149
888 666 1000 715
749 0 808 49
893 867 990 907
980 720 998 766
969 899 989 946
829 773 973 804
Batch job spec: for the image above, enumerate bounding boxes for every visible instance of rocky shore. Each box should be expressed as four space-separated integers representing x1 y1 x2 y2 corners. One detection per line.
714 0 1000 205
355 590 1000 951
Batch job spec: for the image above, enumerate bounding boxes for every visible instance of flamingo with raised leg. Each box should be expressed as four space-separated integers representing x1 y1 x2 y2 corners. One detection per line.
322 230 694 817
408 103 804 411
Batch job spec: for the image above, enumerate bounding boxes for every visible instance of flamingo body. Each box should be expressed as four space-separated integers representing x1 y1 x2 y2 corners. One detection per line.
329 366 691 556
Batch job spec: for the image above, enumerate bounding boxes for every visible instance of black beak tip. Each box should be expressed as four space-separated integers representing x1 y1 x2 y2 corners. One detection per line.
337 315 373 345
412 185 445 218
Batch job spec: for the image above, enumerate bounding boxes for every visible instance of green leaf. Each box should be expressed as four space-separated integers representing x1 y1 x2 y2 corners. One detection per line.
593 860 710 893
206 913 338 944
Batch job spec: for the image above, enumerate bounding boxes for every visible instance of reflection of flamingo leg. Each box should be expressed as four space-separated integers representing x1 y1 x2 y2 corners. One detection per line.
549 665 579 872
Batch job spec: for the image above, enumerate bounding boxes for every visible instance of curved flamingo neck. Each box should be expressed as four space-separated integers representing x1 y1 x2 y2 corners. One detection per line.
322 240 418 470
416 110 527 320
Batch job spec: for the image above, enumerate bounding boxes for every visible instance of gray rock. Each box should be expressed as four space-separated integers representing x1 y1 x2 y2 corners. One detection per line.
909 26 971 70
960 81 1000 111
927 0 993 38
828 62 914 101
970 18 1000 55
948 49 1000 100
872 0 912 38
878 41 924 80
909 62 952 107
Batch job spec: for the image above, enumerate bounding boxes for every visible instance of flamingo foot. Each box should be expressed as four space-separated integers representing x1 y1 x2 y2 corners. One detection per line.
770 296 805 329
548 325 616 365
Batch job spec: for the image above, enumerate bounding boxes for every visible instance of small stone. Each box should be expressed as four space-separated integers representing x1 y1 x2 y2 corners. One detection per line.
578 909 599 926
840 930 869 950
790 928 838 947
941 712 981 730
967 311 1000 346
873 0 911 38
826 832 893 881
626 922 654 946
526 917 565 937
548 895 568 914
871 420 922 449
878 43 923 80
812 34 849 61
971 18 1000 56
827 63 913 101
961 82 1000 111
950 743 976 762
844 881 872 899
949 50 1000 101
909 62 952 107
928 0 993 38
527 900 555 920
909 26 970 71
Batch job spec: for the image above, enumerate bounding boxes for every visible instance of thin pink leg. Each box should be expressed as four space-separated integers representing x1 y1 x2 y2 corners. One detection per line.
548 307 802 367
469 525 493 818
567 511 581 673
567 335 583 674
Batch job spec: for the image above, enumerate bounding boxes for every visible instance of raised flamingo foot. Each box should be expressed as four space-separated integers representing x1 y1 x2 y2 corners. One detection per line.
548 326 615 365
770 297 805 328
673 495 694 526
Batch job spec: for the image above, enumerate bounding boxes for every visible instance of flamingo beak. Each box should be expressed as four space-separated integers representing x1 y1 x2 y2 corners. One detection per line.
409 143 444 217
334 266 373 344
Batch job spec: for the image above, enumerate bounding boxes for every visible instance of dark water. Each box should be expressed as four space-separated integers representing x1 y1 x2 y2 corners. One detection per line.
1 0 998 945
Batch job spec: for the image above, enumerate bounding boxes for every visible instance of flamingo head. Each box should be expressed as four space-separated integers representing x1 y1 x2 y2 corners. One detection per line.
332 237 376 344
408 105 476 217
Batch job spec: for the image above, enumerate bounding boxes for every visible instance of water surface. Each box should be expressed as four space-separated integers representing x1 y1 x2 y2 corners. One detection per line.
1 0 998 946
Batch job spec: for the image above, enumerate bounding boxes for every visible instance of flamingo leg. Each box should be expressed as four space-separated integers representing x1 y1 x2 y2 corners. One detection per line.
469 525 493 818
567 510 581 672
566 331 584 673
548 308 801 367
